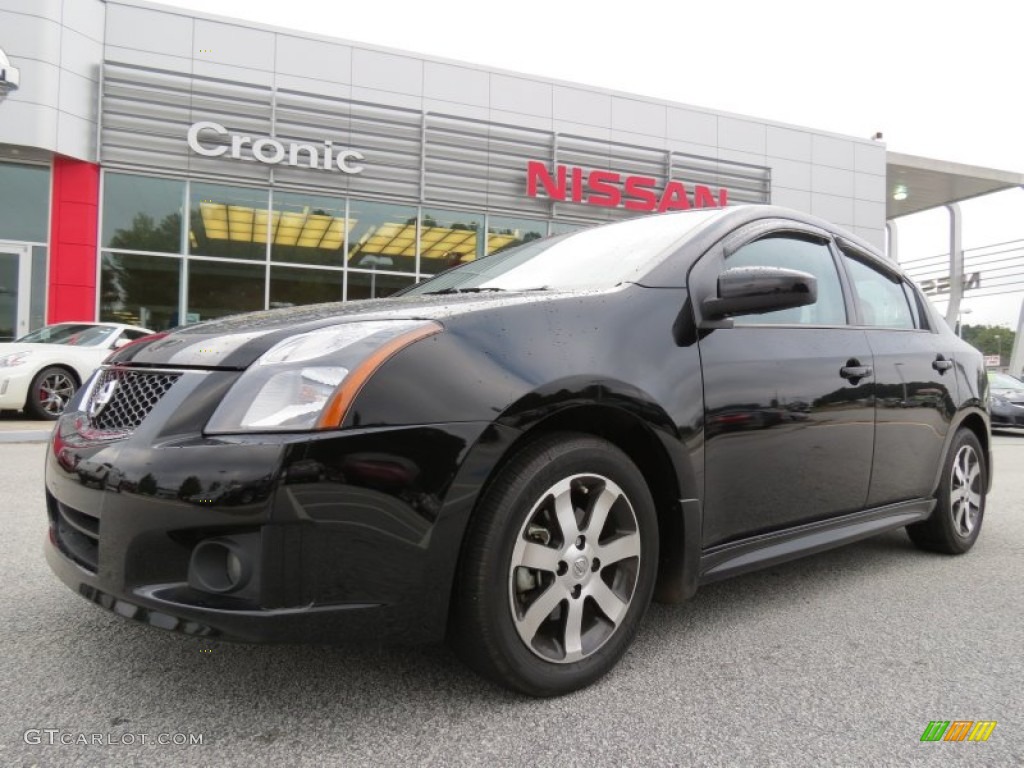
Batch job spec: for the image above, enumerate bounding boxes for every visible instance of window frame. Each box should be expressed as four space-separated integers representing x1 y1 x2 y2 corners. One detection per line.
689 220 856 331
836 241 929 332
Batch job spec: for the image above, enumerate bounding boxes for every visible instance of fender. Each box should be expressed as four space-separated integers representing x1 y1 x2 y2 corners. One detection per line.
933 405 992 495
495 376 703 603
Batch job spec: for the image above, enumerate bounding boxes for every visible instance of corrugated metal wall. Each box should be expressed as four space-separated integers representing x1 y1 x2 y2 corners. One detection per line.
101 60 771 222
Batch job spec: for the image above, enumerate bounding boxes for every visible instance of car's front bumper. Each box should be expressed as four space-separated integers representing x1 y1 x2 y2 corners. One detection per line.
991 403 1024 428
44 373 508 643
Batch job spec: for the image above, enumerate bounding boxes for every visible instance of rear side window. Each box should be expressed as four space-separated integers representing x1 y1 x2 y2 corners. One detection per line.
842 255 916 329
724 235 846 326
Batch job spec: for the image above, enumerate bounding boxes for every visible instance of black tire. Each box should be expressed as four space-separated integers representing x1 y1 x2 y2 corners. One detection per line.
451 432 658 697
25 366 78 420
907 428 986 554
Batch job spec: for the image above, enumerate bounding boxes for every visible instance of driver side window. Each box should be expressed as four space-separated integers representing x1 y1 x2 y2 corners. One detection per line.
725 235 847 326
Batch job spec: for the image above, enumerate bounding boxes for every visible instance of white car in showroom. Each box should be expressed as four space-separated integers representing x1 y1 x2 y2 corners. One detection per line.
0 322 153 419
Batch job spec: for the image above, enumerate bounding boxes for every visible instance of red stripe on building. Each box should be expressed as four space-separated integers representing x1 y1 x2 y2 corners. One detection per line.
47 156 100 323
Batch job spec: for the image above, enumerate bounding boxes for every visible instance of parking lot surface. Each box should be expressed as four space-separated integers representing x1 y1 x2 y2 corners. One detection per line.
2 435 1022 767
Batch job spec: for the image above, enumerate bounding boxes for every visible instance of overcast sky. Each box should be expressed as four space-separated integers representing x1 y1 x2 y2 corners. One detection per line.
158 0 1024 328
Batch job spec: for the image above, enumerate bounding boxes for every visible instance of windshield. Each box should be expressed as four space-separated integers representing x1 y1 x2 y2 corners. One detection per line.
17 324 116 347
403 210 723 295
988 372 1024 391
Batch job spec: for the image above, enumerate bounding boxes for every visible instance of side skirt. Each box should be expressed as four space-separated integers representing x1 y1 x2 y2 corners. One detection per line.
698 499 935 585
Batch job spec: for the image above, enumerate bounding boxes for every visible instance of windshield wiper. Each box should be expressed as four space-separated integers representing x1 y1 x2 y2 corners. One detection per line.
423 286 551 296
423 287 508 295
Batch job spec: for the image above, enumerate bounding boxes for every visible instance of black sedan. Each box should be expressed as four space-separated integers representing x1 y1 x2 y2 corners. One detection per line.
44 205 991 696
988 370 1024 429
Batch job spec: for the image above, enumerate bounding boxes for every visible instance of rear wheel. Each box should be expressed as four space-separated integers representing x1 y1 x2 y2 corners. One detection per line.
26 366 77 420
451 433 658 697
907 428 986 554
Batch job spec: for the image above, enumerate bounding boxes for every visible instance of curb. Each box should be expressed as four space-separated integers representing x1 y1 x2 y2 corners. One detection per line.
0 431 52 444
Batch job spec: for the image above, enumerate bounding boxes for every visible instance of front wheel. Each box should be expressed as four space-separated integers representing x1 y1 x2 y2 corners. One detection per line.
26 366 77 420
451 433 658 696
907 428 987 554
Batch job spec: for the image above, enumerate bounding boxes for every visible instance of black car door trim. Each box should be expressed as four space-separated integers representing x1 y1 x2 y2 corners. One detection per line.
698 497 935 584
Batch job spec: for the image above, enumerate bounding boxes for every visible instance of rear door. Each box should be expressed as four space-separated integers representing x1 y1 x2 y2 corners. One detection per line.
692 224 875 547
837 244 957 506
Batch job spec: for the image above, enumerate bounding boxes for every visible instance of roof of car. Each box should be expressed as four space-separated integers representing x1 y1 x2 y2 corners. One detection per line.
50 321 155 333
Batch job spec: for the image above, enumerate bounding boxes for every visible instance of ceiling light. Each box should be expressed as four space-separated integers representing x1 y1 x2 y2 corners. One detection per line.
893 185 908 201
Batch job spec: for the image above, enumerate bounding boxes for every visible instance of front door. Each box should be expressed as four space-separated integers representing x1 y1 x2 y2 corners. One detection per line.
0 244 32 342
693 229 876 548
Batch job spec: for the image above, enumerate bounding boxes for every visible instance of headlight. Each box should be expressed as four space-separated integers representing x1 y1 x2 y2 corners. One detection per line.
205 320 441 433
0 351 31 367
990 393 1008 406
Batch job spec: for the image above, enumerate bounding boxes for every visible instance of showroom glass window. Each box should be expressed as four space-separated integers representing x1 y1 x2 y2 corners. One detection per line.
486 215 548 256
347 199 418 275
841 254 917 329
188 260 265 322
0 162 50 243
418 208 485 275
102 173 184 252
189 182 269 261
725 235 847 326
271 192 348 267
548 221 586 237
347 270 415 301
100 252 181 331
270 265 344 308
100 173 186 330
0 163 49 336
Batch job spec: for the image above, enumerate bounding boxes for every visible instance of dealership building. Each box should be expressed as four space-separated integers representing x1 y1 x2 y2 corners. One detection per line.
2 0 1022 343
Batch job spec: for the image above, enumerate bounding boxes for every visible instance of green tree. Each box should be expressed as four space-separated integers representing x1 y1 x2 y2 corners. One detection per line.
108 212 181 252
961 324 1016 362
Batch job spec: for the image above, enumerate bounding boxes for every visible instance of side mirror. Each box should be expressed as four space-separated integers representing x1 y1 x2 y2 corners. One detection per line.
702 266 817 320
112 338 131 349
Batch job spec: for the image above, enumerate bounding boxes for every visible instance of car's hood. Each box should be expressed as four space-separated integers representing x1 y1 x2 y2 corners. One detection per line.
992 389 1024 404
108 290 589 369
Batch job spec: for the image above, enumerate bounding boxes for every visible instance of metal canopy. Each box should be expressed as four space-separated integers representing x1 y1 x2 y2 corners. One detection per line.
886 152 1024 219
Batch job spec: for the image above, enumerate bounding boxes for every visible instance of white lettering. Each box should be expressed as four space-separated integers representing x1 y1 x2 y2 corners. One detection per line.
187 121 363 174
252 138 285 164
231 134 252 159
289 142 319 169
336 150 364 174
187 121 228 157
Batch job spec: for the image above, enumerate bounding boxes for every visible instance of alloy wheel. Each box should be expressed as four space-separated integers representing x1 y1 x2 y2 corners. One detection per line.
508 474 641 663
38 372 76 416
949 444 982 537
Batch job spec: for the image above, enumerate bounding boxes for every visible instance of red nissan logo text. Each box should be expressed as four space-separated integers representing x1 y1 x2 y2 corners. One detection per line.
526 161 728 212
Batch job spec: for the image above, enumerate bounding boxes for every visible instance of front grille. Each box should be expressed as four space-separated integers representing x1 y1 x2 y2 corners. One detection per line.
49 494 100 572
86 368 181 431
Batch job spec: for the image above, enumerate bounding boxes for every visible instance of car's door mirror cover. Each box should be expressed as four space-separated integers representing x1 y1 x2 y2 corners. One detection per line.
702 266 817 320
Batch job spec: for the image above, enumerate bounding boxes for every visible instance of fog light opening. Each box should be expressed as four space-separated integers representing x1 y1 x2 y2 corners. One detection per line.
189 539 251 594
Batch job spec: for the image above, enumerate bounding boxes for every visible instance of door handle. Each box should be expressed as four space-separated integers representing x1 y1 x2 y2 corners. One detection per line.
840 359 873 381
932 355 953 373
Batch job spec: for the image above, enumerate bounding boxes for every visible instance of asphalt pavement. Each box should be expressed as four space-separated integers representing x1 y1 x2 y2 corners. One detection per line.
2 435 1022 767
